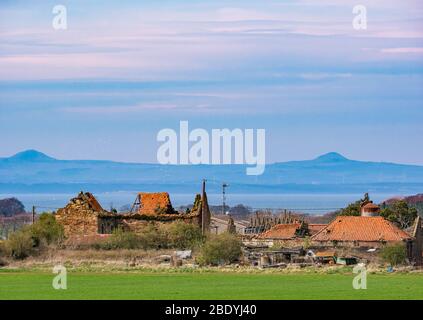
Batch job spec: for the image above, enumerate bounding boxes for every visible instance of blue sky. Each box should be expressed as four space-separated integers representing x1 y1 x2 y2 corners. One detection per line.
0 0 423 164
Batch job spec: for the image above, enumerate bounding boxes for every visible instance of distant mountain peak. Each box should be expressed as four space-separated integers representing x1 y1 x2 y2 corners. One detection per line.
8 149 55 162
314 152 349 162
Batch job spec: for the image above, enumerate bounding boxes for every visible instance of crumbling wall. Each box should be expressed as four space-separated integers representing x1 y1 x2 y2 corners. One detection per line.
411 217 422 265
56 191 204 237
118 213 201 233
55 192 104 237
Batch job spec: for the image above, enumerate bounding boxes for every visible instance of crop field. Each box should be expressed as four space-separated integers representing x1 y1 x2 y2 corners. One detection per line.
0 270 422 300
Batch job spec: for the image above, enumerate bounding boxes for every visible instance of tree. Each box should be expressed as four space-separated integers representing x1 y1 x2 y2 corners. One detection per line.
337 193 370 216
380 200 418 229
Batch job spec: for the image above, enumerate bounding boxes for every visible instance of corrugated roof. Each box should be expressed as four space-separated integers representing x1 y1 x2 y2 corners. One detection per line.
311 216 412 242
258 223 302 240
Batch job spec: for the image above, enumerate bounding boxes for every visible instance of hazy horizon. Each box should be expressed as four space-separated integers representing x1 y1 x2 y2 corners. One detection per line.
2 149 423 167
1 1 423 165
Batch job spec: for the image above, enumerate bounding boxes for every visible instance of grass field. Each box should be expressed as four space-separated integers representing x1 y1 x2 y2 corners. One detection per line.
0 270 422 300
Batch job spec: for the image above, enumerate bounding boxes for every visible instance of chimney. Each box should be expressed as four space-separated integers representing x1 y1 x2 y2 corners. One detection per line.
360 201 380 217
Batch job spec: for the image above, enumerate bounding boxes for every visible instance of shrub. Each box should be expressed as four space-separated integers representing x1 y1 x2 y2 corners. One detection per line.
2 213 64 259
97 224 169 250
165 221 203 250
31 213 64 246
4 227 34 259
100 228 141 250
0 240 6 260
197 233 242 266
138 224 168 250
380 244 407 266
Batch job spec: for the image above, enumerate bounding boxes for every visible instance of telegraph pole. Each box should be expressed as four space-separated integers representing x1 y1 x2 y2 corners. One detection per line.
32 206 36 224
222 183 228 215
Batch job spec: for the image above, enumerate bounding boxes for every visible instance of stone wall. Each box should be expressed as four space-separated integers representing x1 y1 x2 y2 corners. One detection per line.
114 213 201 233
310 240 402 248
411 217 422 265
56 191 204 238
55 192 104 237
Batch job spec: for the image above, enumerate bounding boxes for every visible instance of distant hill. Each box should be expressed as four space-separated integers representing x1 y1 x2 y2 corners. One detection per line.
1 150 423 194
0 198 26 216
384 193 423 216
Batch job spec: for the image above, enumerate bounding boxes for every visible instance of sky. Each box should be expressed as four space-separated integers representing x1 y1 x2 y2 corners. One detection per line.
0 0 423 164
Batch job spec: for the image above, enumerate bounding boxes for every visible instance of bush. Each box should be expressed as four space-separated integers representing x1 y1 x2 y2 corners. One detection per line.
0 240 6 261
4 227 34 259
165 221 203 250
98 224 169 250
137 223 168 250
2 213 64 259
31 213 64 246
197 233 242 266
99 228 141 250
380 244 407 266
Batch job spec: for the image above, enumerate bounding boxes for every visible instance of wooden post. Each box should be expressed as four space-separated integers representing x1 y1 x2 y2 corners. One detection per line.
201 179 210 235
32 206 36 224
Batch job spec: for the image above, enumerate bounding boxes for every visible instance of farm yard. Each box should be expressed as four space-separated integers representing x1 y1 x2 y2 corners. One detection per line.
1 191 422 301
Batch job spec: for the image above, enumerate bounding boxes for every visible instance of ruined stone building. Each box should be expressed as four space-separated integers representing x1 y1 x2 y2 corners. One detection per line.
411 216 422 265
258 222 308 240
55 192 106 236
244 211 302 235
55 183 211 238
209 216 249 235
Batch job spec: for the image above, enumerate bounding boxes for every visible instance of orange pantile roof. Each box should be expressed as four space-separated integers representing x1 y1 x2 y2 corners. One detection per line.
308 224 327 235
258 223 302 240
361 202 379 210
138 192 174 215
311 216 412 242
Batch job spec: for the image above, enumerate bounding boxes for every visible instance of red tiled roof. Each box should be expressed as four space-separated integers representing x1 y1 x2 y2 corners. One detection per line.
308 224 327 235
258 223 302 240
362 202 379 210
138 192 174 215
311 216 412 242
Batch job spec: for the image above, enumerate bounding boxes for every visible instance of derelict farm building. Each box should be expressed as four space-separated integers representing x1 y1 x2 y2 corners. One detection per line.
55 187 211 238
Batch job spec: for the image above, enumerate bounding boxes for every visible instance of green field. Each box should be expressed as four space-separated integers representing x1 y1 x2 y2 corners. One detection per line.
0 271 422 300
